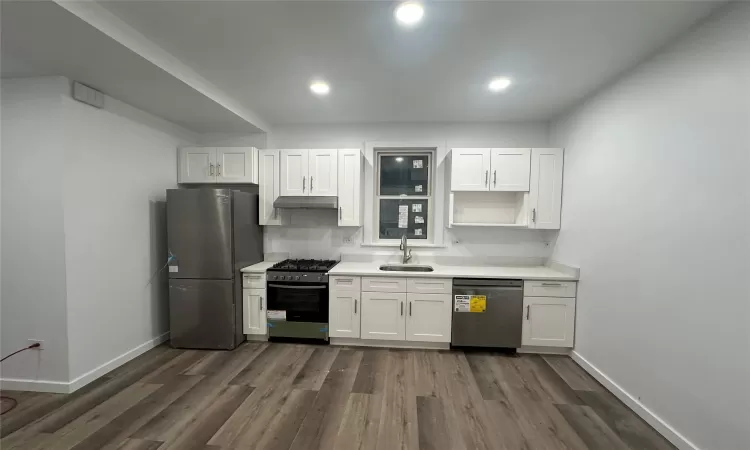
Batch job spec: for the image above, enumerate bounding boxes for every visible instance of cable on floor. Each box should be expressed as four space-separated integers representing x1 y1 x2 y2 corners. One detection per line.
0 343 42 415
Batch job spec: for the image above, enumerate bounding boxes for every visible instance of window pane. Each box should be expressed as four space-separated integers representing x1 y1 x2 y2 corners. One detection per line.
379 199 429 240
379 155 429 196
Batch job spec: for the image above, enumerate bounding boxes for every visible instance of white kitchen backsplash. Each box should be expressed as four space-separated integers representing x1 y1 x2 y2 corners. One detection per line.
263 210 557 265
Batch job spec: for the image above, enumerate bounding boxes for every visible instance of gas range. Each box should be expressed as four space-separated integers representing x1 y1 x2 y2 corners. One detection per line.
267 259 339 283
265 259 339 343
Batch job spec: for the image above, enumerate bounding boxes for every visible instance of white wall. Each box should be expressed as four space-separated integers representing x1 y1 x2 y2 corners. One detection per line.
197 131 266 148
1 76 197 391
551 4 750 450
62 92 196 383
1 77 71 385
265 123 556 263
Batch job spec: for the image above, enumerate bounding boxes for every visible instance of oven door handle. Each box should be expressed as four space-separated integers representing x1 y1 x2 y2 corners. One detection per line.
267 284 327 290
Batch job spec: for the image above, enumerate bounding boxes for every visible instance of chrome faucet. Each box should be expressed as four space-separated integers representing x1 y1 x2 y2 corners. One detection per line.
400 235 412 264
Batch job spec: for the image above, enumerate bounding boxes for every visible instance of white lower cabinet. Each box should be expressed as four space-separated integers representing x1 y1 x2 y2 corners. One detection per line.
329 289 361 338
244 288 267 335
360 291 406 341
356 277 452 344
521 296 575 347
406 293 452 343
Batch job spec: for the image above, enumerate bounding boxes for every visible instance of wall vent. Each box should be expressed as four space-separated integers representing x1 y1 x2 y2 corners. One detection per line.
72 81 104 109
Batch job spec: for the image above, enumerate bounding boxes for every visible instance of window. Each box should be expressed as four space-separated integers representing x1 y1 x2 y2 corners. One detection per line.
375 151 432 242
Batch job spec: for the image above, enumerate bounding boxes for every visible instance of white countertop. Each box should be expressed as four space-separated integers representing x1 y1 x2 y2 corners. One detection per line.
240 261 277 273
327 261 578 281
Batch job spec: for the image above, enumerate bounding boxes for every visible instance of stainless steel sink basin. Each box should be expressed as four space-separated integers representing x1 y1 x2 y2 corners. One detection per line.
379 264 434 272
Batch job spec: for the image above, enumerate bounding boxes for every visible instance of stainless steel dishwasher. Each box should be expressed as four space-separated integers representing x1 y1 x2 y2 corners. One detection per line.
451 278 523 348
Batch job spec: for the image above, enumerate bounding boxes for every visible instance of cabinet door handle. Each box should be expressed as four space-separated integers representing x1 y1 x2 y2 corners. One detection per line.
532 208 537 223
209 163 214 176
260 296 263 311
409 302 412 316
485 170 488 186
493 170 497 186
217 164 221 176
400 302 404 316
526 305 530 320
339 206 343 219
541 283 562 286
354 298 357 314
302 176 306 192
310 176 314 192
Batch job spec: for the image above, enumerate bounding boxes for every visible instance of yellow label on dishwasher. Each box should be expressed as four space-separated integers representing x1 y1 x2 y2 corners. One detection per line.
470 295 486 313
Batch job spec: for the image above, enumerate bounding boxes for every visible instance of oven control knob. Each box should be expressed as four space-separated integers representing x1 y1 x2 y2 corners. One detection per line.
279 276 285 280
295 276 300 280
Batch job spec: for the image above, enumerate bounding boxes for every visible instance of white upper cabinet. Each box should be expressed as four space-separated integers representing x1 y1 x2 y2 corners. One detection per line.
490 148 531 191
280 149 338 197
178 147 216 183
216 147 258 184
451 148 532 192
528 148 563 229
451 148 492 191
337 149 362 227
258 149 283 226
308 149 338 196
178 147 258 184
280 150 309 196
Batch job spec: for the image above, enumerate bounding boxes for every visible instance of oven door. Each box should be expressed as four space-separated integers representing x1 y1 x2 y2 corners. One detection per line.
266 282 329 323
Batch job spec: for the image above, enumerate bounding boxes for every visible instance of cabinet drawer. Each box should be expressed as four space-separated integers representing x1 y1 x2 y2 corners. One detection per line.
524 281 576 298
242 273 266 289
330 276 361 291
407 278 452 294
362 277 407 293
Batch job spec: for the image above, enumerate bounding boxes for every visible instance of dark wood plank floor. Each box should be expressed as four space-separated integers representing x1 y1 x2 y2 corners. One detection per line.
0 343 676 450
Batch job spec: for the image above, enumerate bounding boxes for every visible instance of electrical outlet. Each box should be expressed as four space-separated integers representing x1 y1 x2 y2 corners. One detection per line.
28 339 44 350
343 236 353 244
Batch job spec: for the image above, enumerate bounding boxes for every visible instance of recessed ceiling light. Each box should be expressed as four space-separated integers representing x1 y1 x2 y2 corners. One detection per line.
488 77 512 92
310 80 330 96
395 1 424 27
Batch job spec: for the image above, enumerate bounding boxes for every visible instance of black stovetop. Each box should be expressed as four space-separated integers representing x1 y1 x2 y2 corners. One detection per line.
268 259 339 273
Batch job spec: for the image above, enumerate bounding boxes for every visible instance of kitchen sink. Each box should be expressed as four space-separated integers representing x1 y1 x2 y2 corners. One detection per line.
378 264 434 272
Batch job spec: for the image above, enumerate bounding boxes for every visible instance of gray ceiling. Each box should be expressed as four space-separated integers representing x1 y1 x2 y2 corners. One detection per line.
2 1 723 131
0 1 262 133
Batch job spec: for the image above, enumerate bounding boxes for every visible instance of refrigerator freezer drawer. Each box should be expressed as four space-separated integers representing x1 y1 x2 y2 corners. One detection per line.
169 279 237 350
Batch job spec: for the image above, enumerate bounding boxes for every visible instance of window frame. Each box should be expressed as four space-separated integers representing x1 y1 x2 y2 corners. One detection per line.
362 142 446 248
375 151 433 243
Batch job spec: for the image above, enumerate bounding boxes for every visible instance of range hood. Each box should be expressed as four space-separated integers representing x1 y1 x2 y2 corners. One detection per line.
273 196 339 209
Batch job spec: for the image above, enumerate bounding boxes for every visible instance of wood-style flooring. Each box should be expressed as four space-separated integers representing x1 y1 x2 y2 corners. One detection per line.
0 342 675 450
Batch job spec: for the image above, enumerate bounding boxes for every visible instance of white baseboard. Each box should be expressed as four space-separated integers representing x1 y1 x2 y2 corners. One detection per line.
571 351 700 450
0 378 71 394
1 332 170 394
330 338 450 350
67 332 170 393
517 345 571 355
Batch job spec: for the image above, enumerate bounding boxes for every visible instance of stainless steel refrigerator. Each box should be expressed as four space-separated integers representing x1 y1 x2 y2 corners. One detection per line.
167 188 263 350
